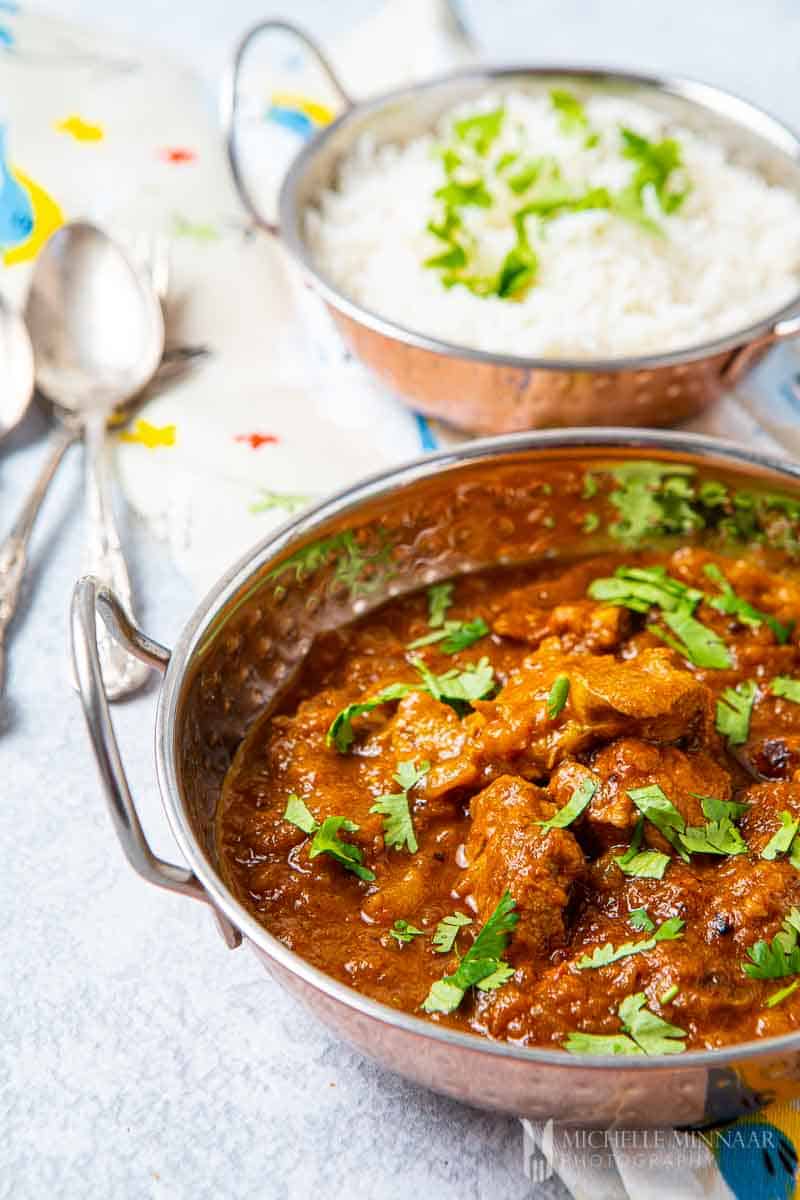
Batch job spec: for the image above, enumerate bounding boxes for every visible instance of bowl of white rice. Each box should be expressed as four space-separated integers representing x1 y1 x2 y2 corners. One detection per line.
228 52 800 432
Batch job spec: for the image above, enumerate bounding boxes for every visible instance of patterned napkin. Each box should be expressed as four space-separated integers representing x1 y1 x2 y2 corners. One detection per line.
2 4 800 1196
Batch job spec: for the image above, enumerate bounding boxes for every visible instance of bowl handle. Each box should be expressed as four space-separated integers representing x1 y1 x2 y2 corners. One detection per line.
70 576 242 948
222 18 353 236
722 309 800 386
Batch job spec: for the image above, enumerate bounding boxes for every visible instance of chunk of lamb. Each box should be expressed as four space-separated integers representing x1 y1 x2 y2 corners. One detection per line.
738 781 800 856
471 646 711 778
549 739 733 853
457 775 585 962
492 597 633 653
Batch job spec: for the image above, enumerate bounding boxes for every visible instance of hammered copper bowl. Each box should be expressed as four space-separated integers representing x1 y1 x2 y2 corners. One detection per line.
73 429 800 1127
224 23 800 434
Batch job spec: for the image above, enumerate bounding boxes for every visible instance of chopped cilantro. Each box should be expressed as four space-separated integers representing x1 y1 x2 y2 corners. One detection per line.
618 992 687 1054
565 992 687 1056
615 817 670 879
538 777 597 834
309 816 375 882
327 681 416 753
497 238 538 299
628 784 689 862
422 891 518 1014
660 984 680 1005
453 107 505 156
766 980 800 1008
390 920 426 945
653 607 732 669
283 794 318 835
582 512 600 534
582 472 598 500
328 658 495 753
629 908 655 933
427 581 454 628
743 909 800 979
761 811 800 862
434 179 492 208
550 88 591 136
408 617 489 653
432 912 473 954
370 760 430 853
546 674 570 719
620 127 690 216
411 654 496 711
773 676 800 704
703 563 792 642
715 681 758 745
575 918 684 971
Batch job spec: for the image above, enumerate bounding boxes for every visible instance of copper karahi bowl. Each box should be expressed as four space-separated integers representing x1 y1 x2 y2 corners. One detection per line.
224 22 800 434
73 429 800 1128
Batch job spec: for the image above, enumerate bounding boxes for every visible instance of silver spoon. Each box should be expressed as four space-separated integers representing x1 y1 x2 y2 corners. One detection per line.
24 221 165 700
0 293 35 442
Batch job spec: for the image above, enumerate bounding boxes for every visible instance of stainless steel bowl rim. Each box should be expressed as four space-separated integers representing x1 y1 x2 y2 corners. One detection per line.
155 426 800 1071
279 62 800 372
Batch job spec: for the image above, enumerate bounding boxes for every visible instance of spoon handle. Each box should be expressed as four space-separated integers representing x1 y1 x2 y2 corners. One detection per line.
0 426 78 694
82 412 151 700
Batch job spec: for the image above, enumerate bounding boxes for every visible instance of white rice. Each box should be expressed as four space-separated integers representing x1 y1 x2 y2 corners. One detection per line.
306 89 800 359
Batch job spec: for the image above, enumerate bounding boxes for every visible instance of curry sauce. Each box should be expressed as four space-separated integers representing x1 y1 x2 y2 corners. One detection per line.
217 539 800 1054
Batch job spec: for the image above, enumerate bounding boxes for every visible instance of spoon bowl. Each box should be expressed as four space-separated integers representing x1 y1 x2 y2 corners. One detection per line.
25 221 164 416
0 293 35 442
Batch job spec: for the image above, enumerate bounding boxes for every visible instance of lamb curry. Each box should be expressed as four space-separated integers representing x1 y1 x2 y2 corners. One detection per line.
217 459 800 1057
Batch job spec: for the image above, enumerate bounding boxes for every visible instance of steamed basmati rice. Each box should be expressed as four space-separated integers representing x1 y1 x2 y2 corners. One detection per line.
307 90 800 359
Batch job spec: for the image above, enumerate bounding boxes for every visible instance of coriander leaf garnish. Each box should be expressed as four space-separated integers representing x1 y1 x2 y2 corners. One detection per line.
370 760 430 854
628 785 748 861
582 472 598 500
660 984 680 1005
680 816 748 857
427 582 454 628
389 920 426 945
602 461 699 546
628 784 689 862
475 963 515 990
703 563 792 643
629 908 655 933
615 817 670 879
422 891 518 1014
693 794 750 822
653 607 733 669
546 674 570 719
538 777 597 834
618 992 687 1055
582 512 600 534
564 992 687 1056
588 564 732 668
575 918 684 971
408 617 489 654
434 178 492 208
715 681 758 746
766 980 800 1008
743 909 800 979
327 658 495 753
432 912 473 954
411 654 496 711
550 88 591 136
773 677 800 704
292 811 376 882
619 127 690 216
283 794 318 835
563 1032 645 1057
327 681 416 753
761 811 800 862
453 107 505 156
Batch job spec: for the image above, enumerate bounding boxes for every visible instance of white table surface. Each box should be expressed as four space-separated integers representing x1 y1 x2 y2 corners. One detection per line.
5 4 800 1198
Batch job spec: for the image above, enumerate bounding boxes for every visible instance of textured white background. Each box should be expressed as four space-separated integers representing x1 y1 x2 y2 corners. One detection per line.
5 3 800 1199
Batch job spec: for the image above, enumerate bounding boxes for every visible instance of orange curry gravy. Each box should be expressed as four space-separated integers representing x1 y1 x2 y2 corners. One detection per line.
217 538 800 1053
